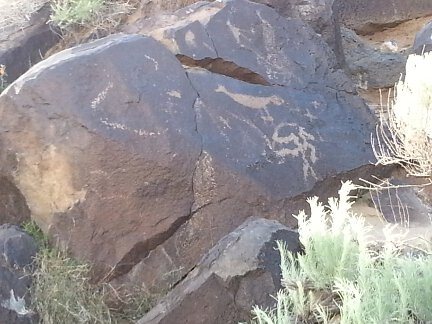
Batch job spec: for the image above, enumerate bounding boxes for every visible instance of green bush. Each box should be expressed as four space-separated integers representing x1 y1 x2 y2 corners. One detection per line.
250 181 432 323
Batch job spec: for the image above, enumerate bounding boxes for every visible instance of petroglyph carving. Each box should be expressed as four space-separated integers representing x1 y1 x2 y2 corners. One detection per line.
214 85 317 181
215 85 284 109
271 122 317 180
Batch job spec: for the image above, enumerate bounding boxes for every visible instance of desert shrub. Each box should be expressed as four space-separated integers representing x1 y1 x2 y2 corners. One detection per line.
250 181 432 323
50 0 134 32
373 52 432 177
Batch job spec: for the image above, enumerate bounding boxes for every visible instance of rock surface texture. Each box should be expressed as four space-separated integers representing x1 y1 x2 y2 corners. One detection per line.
335 0 432 35
341 27 408 89
0 0 379 291
138 218 302 324
0 4 60 84
413 20 432 54
249 0 345 67
0 225 38 323
0 176 30 225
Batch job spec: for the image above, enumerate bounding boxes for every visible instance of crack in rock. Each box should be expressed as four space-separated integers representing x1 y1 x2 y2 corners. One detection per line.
104 78 205 283
176 54 271 86
103 212 197 282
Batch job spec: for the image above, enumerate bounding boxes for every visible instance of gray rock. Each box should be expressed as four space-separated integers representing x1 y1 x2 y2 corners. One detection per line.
250 0 345 67
0 225 37 269
0 225 37 323
137 218 302 324
341 27 408 89
413 20 432 54
370 179 432 226
0 4 60 84
335 0 432 35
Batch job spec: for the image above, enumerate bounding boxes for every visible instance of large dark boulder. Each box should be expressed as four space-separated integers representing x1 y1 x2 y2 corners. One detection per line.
335 0 432 35
138 218 302 324
0 34 202 279
0 0 385 292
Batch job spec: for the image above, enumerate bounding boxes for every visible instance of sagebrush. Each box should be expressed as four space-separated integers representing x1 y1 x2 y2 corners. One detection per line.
250 181 432 323
373 52 432 177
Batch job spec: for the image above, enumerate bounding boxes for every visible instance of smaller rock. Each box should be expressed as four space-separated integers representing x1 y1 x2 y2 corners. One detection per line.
370 179 432 227
138 218 302 324
0 225 38 323
0 4 60 84
335 0 432 35
413 20 432 54
341 27 408 89
0 224 38 269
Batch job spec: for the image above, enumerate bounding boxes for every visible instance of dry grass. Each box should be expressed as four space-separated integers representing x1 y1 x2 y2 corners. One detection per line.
22 221 156 323
373 52 432 177
49 0 135 32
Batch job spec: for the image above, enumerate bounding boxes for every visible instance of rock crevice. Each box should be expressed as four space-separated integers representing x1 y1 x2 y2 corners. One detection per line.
178 55 271 86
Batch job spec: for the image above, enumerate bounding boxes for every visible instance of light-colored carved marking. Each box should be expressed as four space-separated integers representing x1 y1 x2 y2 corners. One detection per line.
261 115 274 123
144 54 159 71
167 90 182 98
100 118 162 137
185 30 196 47
215 85 284 109
100 118 128 131
304 109 317 122
272 122 317 180
219 116 231 129
91 82 113 110
227 20 241 43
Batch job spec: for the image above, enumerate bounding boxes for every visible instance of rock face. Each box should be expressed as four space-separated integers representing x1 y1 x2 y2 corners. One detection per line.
249 0 345 67
0 34 202 278
341 27 408 89
0 4 60 84
335 0 432 35
1 0 377 290
413 20 432 54
138 218 302 324
0 225 38 323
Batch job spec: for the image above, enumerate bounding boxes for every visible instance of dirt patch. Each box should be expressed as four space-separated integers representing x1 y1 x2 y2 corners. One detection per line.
0 0 48 40
360 15 432 52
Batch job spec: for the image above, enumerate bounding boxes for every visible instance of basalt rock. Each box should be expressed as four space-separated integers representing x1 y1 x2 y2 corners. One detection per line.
413 20 432 54
138 218 302 324
0 225 38 323
0 4 60 85
335 0 432 35
1 0 382 291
